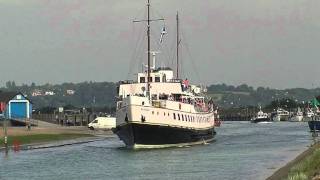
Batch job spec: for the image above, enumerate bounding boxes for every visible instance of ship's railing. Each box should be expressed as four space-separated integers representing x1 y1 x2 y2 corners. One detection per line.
152 100 166 108
151 99 212 113
194 104 210 113
118 80 136 84
167 79 182 83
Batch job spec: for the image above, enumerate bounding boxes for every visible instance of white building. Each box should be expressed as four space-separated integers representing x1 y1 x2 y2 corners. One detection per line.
31 90 43 97
66 90 75 95
45 91 55 96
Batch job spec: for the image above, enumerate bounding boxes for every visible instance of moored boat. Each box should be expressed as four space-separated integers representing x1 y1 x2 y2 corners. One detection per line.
272 108 289 121
289 107 303 122
251 106 270 123
308 116 320 132
306 98 320 132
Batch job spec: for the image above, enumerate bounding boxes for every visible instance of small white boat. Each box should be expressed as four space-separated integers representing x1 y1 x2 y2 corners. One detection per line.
272 108 289 121
289 108 304 122
251 106 270 123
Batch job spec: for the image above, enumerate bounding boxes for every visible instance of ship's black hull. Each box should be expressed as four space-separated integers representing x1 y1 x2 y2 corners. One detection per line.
112 123 216 149
251 118 270 123
308 121 320 132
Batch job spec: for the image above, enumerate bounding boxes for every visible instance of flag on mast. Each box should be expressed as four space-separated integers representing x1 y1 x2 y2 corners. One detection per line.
159 26 167 43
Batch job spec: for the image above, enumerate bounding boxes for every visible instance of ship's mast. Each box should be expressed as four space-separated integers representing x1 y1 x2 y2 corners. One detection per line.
176 12 179 79
147 0 151 96
133 0 164 99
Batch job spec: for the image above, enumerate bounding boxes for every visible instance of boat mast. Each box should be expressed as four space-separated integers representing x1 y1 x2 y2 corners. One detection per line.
176 12 179 79
133 0 164 98
147 0 151 97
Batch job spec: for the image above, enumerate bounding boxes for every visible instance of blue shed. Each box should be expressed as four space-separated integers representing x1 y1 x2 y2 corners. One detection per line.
0 92 32 119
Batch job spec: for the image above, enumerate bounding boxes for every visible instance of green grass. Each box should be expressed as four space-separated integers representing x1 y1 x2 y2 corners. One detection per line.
286 146 320 180
0 133 93 147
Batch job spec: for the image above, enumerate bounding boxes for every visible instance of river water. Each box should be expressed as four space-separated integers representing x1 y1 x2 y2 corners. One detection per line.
0 122 314 180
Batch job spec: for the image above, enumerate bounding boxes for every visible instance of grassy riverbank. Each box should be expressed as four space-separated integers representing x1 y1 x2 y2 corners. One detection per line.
286 143 320 180
0 133 94 147
267 142 320 180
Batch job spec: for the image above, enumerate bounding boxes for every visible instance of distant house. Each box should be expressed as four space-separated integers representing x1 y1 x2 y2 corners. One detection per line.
66 90 75 95
45 91 55 96
0 91 32 119
32 89 43 97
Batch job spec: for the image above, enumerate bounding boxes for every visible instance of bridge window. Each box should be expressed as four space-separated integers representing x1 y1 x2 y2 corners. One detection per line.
148 77 153 82
140 77 145 83
155 77 160 82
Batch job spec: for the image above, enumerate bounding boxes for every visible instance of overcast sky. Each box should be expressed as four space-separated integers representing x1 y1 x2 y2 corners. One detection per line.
0 0 319 89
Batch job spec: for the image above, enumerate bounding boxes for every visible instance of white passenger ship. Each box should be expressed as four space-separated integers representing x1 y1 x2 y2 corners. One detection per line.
112 1 216 149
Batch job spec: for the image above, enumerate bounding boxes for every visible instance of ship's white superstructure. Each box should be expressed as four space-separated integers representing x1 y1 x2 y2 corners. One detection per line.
114 60 215 148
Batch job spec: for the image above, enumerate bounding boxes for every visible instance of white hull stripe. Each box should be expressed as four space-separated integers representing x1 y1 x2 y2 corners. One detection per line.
131 138 215 149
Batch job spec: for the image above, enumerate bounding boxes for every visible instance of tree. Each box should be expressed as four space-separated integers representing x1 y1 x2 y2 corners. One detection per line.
5 81 16 90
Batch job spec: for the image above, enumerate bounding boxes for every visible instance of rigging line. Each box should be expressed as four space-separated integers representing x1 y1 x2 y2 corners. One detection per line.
129 6 147 60
134 9 148 57
127 24 145 79
126 23 138 79
169 26 176 70
182 40 201 84
180 27 202 84
127 9 148 79
135 35 147 75
135 32 147 73
135 26 147 62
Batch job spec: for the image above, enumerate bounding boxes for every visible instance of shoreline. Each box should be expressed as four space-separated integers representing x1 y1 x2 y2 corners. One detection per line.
267 140 320 180
1 126 115 151
0 136 106 152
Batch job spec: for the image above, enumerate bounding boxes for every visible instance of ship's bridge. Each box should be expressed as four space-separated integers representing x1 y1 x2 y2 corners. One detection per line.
137 67 174 83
